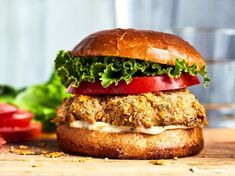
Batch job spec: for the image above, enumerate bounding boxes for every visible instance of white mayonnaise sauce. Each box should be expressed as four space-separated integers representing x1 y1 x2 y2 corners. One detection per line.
69 120 190 135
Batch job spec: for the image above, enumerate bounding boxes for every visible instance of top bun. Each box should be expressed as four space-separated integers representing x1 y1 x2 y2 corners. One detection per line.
72 28 206 69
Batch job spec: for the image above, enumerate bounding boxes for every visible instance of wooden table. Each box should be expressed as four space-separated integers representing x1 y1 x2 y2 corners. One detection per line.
0 129 235 176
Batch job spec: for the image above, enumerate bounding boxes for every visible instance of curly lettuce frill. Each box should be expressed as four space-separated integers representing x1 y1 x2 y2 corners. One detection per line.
55 50 210 88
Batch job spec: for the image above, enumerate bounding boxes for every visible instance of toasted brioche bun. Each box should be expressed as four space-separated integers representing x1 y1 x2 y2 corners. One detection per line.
72 28 205 69
56 124 204 159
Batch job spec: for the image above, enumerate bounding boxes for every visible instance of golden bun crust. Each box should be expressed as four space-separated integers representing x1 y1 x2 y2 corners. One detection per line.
56 124 204 159
72 28 206 69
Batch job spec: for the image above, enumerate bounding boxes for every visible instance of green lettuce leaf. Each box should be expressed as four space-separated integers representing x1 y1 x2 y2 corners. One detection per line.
55 50 210 88
14 72 70 131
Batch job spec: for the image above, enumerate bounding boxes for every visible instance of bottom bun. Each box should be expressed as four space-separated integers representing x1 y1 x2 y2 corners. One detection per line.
56 124 204 159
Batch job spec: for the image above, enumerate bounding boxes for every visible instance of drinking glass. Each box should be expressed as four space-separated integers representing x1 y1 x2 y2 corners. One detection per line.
167 28 235 127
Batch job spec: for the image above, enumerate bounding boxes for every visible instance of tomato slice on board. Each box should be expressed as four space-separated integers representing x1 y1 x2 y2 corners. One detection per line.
0 122 42 142
67 73 200 95
0 109 33 128
0 103 17 118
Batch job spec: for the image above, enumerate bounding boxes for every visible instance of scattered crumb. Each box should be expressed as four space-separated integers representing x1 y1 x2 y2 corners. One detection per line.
173 157 178 160
29 160 41 168
78 157 92 162
41 150 49 155
19 145 29 150
149 159 175 165
149 160 168 165
9 146 35 155
44 152 65 158
31 164 41 168
104 157 109 161
9 144 65 158
189 166 200 173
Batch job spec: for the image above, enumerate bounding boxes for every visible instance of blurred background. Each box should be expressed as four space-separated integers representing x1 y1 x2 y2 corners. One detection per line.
1 0 235 127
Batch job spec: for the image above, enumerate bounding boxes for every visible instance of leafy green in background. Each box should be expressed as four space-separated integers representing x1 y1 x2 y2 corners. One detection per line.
0 72 69 131
55 50 210 88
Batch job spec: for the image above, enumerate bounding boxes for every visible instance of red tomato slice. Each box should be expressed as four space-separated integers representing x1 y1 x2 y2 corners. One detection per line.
0 122 41 142
0 109 33 128
0 103 17 118
67 73 200 95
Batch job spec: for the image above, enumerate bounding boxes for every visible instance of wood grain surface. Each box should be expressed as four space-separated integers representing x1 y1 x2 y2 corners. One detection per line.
0 128 235 176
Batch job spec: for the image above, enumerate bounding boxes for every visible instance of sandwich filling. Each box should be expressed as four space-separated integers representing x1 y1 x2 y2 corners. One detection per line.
55 50 210 88
54 89 207 134
69 120 190 134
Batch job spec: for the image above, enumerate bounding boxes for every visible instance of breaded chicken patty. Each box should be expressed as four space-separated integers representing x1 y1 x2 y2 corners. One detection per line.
54 89 207 128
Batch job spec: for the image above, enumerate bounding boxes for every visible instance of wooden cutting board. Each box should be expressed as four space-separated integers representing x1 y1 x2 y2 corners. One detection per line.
0 128 235 176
